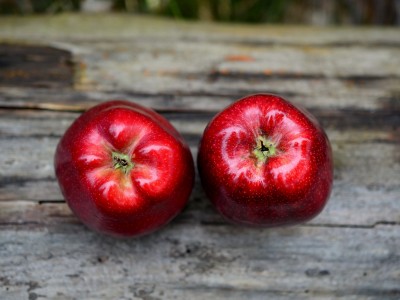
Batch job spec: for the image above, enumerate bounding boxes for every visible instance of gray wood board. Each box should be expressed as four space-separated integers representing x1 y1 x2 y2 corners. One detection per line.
0 14 399 300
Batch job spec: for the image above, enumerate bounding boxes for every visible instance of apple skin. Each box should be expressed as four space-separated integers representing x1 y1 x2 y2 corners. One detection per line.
198 94 333 227
55 100 194 237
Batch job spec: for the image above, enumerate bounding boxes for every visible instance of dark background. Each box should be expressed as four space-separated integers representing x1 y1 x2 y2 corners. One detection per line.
1 0 399 25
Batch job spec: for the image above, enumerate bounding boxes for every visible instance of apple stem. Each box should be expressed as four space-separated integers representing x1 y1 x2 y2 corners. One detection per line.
260 141 269 152
253 136 276 165
112 152 134 174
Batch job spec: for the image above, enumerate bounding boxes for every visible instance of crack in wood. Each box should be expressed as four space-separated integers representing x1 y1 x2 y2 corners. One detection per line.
1 200 398 229
207 71 400 83
1 105 398 131
73 35 400 49
197 220 400 229
0 176 55 188
178 36 400 49
302 221 400 229
174 283 400 297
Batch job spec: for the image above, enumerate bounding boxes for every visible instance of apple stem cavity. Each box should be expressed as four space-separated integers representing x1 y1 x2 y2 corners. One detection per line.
253 136 276 165
112 152 134 174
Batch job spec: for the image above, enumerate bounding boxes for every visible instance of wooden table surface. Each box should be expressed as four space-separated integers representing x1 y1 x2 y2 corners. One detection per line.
0 14 399 300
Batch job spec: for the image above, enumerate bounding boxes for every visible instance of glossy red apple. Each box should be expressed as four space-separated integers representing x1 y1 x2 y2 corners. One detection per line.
55 100 194 237
198 94 333 226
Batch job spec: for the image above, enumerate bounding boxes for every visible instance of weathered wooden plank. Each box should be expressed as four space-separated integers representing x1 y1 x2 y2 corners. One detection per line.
41 41 400 106
67 41 400 89
0 109 399 226
0 15 399 300
1 108 399 138
1 76 398 111
0 215 398 300
1 18 399 111
1 173 399 228
1 14 399 46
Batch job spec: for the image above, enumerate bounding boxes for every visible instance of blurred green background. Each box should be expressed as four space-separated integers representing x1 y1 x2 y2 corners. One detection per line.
0 0 399 25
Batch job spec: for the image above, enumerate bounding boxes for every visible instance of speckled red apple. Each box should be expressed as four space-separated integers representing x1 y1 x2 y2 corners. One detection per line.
198 94 333 226
55 100 194 237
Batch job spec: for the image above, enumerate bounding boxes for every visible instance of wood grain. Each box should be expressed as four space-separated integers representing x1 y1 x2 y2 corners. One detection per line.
0 14 399 300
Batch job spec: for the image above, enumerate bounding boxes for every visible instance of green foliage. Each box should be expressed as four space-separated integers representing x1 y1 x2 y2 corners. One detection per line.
210 0 289 23
112 0 148 13
165 0 199 20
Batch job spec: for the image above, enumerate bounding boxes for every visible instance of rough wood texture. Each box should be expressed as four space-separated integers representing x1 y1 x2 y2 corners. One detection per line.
0 14 399 300
0 44 73 88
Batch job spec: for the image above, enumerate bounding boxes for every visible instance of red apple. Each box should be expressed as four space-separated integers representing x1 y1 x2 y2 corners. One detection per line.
55 100 194 237
198 94 333 226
